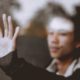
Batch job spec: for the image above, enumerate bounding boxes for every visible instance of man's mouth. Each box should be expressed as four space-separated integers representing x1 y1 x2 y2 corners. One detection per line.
50 47 60 52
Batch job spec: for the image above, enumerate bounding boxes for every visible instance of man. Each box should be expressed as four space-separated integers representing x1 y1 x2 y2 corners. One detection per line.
46 12 80 76
27 3 80 79
0 14 66 80
46 4 80 77
0 3 80 80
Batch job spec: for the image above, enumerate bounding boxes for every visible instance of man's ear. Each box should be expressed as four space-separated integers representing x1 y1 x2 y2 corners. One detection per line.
76 42 80 48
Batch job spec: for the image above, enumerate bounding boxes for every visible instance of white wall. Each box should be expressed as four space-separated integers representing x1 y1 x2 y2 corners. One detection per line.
51 0 80 15
10 0 48 27
10 0 80 28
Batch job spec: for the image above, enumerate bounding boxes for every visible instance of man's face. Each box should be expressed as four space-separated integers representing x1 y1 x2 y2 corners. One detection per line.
47 17 74 58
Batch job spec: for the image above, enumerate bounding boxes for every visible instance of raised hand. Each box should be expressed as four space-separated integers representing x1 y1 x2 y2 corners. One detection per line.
0 14 20 58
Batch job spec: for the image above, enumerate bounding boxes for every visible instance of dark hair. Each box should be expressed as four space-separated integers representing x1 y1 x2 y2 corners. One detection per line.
29 3 80 43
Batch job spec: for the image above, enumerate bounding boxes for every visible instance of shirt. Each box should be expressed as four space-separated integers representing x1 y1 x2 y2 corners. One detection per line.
46 58 80 77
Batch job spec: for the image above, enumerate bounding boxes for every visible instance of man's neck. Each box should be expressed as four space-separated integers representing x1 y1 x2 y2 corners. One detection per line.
55 57 73 76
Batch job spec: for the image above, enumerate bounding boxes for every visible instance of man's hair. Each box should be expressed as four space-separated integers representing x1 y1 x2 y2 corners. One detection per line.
29 3 80 43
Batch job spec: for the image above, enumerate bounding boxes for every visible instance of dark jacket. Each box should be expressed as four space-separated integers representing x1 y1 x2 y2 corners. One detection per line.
0 50 80 80
0 51 66 80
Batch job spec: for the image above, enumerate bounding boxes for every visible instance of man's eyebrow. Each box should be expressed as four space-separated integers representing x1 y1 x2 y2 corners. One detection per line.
58 29 70 32
48 29 73 32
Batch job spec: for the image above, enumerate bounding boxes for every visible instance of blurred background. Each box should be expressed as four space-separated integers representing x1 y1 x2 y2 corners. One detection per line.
0 0 80 69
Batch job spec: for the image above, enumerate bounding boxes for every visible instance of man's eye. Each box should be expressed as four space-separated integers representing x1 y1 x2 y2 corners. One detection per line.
60 33 67 36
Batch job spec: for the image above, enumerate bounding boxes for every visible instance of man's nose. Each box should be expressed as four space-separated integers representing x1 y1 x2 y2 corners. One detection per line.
51 34 59 43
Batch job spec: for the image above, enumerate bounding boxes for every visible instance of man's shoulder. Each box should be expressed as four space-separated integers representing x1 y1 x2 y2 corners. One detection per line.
67 69 80 80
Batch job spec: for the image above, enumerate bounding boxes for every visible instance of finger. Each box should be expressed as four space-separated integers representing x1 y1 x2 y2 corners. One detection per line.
2 14 8 37
8 16 13 38
0 27 3 37
12 27 20 41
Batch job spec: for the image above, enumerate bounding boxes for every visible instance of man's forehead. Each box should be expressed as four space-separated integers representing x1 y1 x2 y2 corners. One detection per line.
47 17 74 32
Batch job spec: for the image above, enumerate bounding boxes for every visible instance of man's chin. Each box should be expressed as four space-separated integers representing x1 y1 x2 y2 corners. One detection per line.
50 53 60 58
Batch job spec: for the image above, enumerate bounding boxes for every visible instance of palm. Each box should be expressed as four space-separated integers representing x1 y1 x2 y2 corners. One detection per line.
0 14 19 58
0 37 14 58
